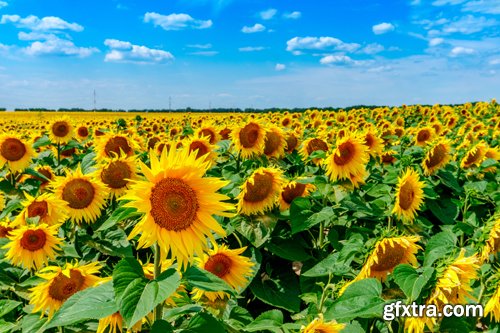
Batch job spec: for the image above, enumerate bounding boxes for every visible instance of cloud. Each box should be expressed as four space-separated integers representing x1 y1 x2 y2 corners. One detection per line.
104 39 174 64
410 0 421 5
189 50 218 56
24 35 98 57
286 36 360 53
372 22 395 35
284 11 301 19
1 14 83 31
241 23 265 33
143 12 212 31
432 0 466 5
275 63 286 71
187 43 212 49
259 8 277 20
361 43 384 54
18 31 57 41
449 46 476 56
429 37 445 46
320 54 356 65
489 58 500 65
238 46 265 52
441 15 497 34
0 1 7 9
463 0 500 14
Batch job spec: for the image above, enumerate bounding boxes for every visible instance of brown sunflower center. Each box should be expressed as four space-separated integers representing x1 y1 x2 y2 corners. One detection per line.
282 183 306 204
370 243 405 272
149 178 199 231
398 181 415 210
200 129 216 144
220 128 231 140
425 144 447 169
189 141 209 159
20 229 47 251
104 136 131 157
101 161 132 189
333 141 356 166
1 138 27 161
306 138 328 155
52 121 70 138
464 149 482 165
0 225 13 238
243 172 274 203
148 137 160 150
77 127 89 138
61 147 76 157
62 179 95 209
27 201 49 220
205 253 232 278
364 134 375 148
264 131 281 155
34 168 52 185
239 123 261 148
382 153 396 164
48 270 85 301
417 130 430 143
286 135 298 152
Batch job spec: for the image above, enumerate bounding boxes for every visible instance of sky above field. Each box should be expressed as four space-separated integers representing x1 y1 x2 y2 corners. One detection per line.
0 0 499 109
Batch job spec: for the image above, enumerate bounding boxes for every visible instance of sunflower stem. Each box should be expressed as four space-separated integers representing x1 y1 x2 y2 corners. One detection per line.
318 222 325 249
56 142 61 173
318 273 332 312
153 242 163 322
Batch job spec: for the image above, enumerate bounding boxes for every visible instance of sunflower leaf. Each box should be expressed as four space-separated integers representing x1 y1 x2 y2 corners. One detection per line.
183 266 235 294
392 264 435 302
302 252 351 277
244 309 284 333
184 312 225 333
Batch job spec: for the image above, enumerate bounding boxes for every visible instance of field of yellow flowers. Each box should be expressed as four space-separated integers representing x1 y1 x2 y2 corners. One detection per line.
0 102 499 333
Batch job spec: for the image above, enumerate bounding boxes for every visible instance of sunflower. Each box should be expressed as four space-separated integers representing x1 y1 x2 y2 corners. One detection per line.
300 137 329 165
95 131 137 158
52 166 108 224
422 139 452 175
480 218 500 262
301 314 345 333
404 317 429 333
3 223 62 270
361 128 383 157
0 134 35 171
324 134 369 188
30 262 103 318
196 126 219 145
13 193 68 227
192 244 254 302
414 127 434 146
98 155 138 198
231 121 266 158
285 131 300 153
185 136 217 164
29 166 55 190
0 219 14 238
486 281 500 322
263 126 287 159
48 117 74 144
75 124 90 141
237 167 284 215
97 312 123 333
121 147 234 267
381 150 397 165
0 191 4 211
460 142 488 169
392 168 425 223
279 180 315 211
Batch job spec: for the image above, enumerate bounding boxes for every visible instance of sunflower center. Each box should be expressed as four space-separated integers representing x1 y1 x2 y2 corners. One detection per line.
62 179 95 209
205 253 232 278
0 225 13 238
334 142 355 166
20 229 47 251
239 123 260 148
306 138 328 155
148 137 160 150
464 149 481 165
150 178 199 231
243 172 274 203
52 122 70 137
101 161 132 189
200 129 216 144
417 130 430 143
189 141 209 159
27 201 49 220
34 168 52 185
286 135 298 152
370 243 405 272
264 132 281 155
61 147 76 157
0 138 27 161
104 136 132 157
426 144 447 168
398 181 415 210
282 183 306 204
364 134 375 148
220 128 231 140
77 127 89 138
48 270 85 301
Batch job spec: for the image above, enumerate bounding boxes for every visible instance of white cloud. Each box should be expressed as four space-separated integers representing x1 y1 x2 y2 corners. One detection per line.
0 43 9 51
187 43 212 49
320 55 355 65
429 37 445 46
104 39 174 64
239 46 265 52
361 43 384 54
18 31 56 41
284 11 301 19
189 51 218 56
432 0 466 5
1 14 83 31
24 35 98 57
144 12 212 31
441 15 497 34
372 22 395 35
286 36 360 53
463 0 500 14
410 0 421 5
275 63 286 71
241 23 265 33
259 8 277 20
449 46 476 56
0 1 7 9
489 58 500 65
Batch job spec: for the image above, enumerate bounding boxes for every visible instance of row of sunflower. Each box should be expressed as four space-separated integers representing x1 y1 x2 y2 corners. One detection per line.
0 101 498 333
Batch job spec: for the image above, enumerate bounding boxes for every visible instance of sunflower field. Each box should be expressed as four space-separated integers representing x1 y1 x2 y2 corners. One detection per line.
0 102 499 333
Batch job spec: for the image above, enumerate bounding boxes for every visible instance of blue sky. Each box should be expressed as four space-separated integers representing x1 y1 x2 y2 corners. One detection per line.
0 0 498 109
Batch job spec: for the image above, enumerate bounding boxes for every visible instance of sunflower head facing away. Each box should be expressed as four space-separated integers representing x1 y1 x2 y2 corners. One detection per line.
460 142 488 169
237 167 284 215
299 137 329 165
0 134 35 172
279 180 315 211
392 168 425 223
121 147 234 267
300 314 345 333
422 139 452 175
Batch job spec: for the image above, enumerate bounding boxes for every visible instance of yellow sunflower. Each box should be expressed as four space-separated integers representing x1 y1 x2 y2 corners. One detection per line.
121 147 234 267
192 244 254 302
301 314 345 333
27 166 55 191
284 131 300 153
3 223 62 270
237 167 284 215
392 168 425 223
48 117 74 144
324 134 369 188
52 166 108 224
460 142 488 169
422 139 452 175
196 125 220 145
13 193 68 226
97 312 123 333
0 134 35 171
94 131 138 159
486 281 500 322
185 136 217 165
98 154 138 198
480 218 500 262
360 128 383 157
299 137 329 165
263 126 287 159
231 121 266 158
381 149 397 165
0 219 14 238
0 191 4 211
279 180 315 211
30 262 103 318
75 124 90 141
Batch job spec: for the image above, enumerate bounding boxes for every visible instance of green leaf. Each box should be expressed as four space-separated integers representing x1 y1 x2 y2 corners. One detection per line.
324 278 386 323
233 215 277 248
81 151 97 174
245 310 284 333
423 231 457 266
437 170 462 193
96 206 140 232
163 304 203 322
150 320 174 333
0 198 22 219
0 320 16 333
44 282 117 329
266 236 311 262
224 305 253 331
290 197 313 233
392 265 435 302
22 314 47 333
250 269 301 313
427 198 459 225
0 300 20 318
302 252 350 277
183 266 235 294
292 206 334 234
32 135 51 148
183 312 225 333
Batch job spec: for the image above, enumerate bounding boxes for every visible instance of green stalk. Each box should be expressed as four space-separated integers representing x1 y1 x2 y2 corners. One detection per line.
153 242 163 321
